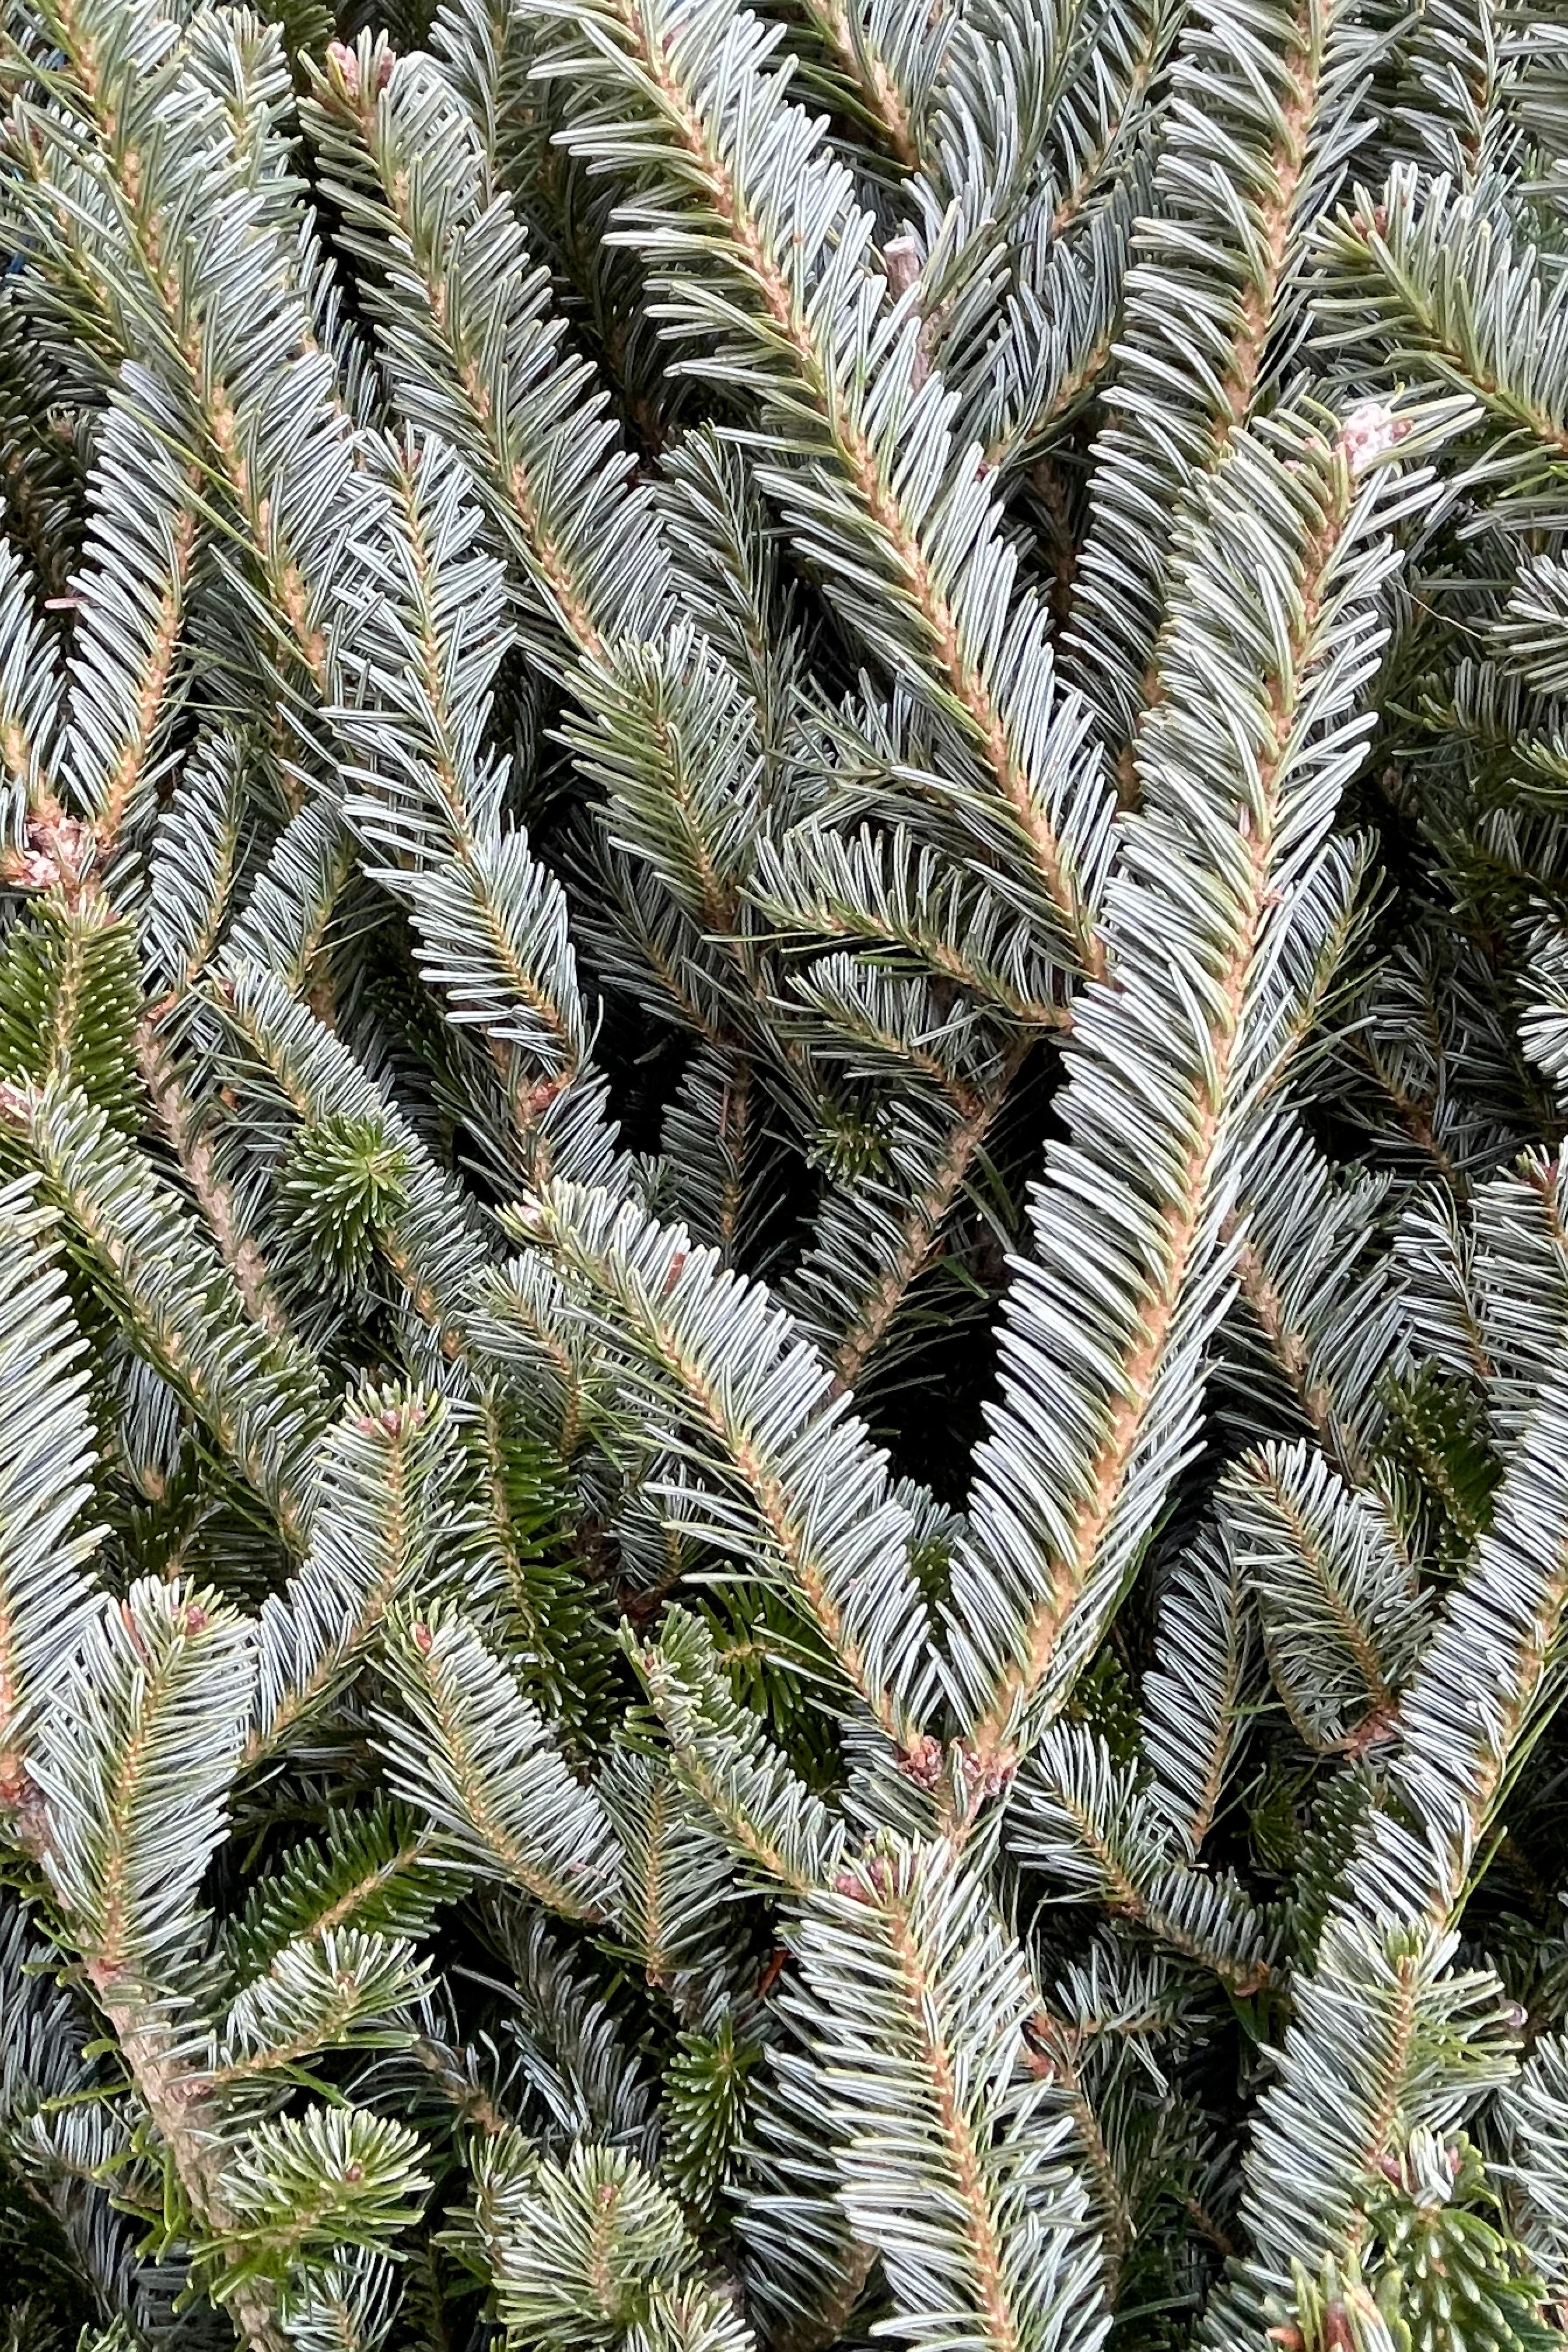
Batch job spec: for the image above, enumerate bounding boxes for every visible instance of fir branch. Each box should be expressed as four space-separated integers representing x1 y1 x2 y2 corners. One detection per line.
1009 1723 1273 1996
791 1836 1107 2352
334 430 622 1189
785 1063 1028 1395
788 0 950 169
10 0 366 711
510 1181 943 1749
376 1602 623 1923
0 520 63 827
33 1575 251 1997
1219 1440 1430 1755
248 1387 473 1768
1138 1526 1260 1857
949 402 1458 1775
1220 1109 1406 1485
1223 1307 1568 2325
631 1607 846 1898
19 1075 330 1550
0 1177 104 1833
64 369 200 860
1314 166 1568 499
134 1007 296 1343
527 0 1116 981
473 2134 752 2352
600 1736 743 1997
212 959 491 1344
1067 0 1378 757
303 38 673 670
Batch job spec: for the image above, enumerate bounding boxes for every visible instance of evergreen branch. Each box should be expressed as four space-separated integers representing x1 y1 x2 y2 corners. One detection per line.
652 423 804 768
792 1836 1107 2352
564 625 762 945
1496 2029 1568 2311
479 1901 662 2157
1381 0 1525 188
11 0 368 710
0 1176 104 1831
467 1247 617 1468
527 0 1116 979
303 38 673 669
1494 549 1568 701
134 1006 296 1342
631 1607 846 1898
1067 0 1378 756
212 959 491 1343
248 1387 473 1767
510 1181 944 1749
1522 918 1568 1111
1212 1921 1518 2336
1041 0 1182 232
1220 1108 1406 1483
64 366 200 859
0 510 63 821
1219 1440 1430 1755
463 1381 617 1725
217 1929 430 2088
656 1042 782 1274
786 0 951 170
0 1898 155 2328
1349 1362 1568 1932
18 1074 330 1550
1314 166 1568 489
785 1068 1027 1395
733 2039 877 2351
1222 1282 1568 2325
211 2108 428 2299
376 1601 623 1923
222 799 358 1007
474 2133 753 2351
967 185 1136 480
600 1735 744 1995
1138 1526 1260 1857
750 823 1065 1031
0 888 143 1130
224 1800 467 1983
949 404 1457 1774
32 1574 251 1997
335 430 622 1188
143 732 256 995
1009 1723 1273 1996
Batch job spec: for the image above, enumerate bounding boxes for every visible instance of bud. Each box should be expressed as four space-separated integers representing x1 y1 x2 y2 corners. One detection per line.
883 233 923 302
2 846 59 889
1339 401 1412 477
660 1249 688 1299
897 1733 944 1789
510 1195 548 1239
326 39 360 98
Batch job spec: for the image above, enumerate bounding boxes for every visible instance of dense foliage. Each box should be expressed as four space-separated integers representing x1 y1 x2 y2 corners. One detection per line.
2 0 1568 2347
